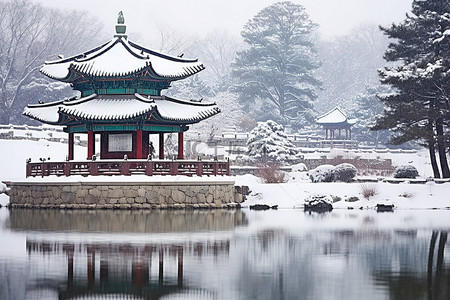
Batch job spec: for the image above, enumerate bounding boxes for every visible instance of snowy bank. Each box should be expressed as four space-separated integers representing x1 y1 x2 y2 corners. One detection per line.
235 174 450 210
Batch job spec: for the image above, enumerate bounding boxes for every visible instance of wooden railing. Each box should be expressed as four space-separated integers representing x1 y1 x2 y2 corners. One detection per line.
26 159 230 177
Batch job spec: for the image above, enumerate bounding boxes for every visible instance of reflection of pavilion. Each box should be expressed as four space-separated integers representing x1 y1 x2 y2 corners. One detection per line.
26 240 229 299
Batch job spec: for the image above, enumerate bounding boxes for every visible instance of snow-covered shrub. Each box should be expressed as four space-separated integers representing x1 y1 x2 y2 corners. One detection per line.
256 163 286 183
291 163 308 172
393 165 419 179
247 120 300 164
0 182 8 194
333 163 357 182
309 165 335 183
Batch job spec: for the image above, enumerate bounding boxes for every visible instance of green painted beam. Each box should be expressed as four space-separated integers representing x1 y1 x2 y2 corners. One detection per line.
66 124 187 133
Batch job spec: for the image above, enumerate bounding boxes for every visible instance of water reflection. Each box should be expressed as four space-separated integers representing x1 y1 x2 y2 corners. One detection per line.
6 209 247 233
25 239 229 299
0 209 449 299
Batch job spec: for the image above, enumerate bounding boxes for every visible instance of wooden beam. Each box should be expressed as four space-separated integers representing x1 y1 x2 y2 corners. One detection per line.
68 132 74 160
136 130 143 159
178 132 184 159
87 130 95 159
159 133 164 159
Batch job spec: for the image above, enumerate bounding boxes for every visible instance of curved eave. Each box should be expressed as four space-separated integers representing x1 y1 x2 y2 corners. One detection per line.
23 100 64 125
153 106 220 124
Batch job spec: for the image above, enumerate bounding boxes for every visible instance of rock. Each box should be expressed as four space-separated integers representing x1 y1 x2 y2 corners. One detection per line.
235 185 251 196
250 204 271 210
304 201 333 213
376 204 394 212
304 195 333 213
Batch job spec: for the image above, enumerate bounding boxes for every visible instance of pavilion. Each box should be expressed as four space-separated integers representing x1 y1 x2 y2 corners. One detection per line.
23 12 226 177
316 107 356 140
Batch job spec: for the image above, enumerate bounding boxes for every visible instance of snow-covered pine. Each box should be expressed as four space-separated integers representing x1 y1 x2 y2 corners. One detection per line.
375 0 450 178
246 120 300 164
349 85 390 147
232 2 321 128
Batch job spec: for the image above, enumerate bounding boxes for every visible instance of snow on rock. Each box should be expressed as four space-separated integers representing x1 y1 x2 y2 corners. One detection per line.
308 165 335 183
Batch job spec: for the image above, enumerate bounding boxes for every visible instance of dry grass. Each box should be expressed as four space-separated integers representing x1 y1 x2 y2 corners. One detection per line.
360 184 378 200
256 163 286 184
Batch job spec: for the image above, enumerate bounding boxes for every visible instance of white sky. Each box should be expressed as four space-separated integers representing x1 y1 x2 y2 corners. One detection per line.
33 0 412 39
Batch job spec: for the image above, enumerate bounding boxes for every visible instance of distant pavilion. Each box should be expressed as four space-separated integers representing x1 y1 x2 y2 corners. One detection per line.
316 107 356 141
23 12 227 177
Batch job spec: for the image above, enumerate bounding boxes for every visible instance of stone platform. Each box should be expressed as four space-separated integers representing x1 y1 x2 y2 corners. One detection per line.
7 179 242 209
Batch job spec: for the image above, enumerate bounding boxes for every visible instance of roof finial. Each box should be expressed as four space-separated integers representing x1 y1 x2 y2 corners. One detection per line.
115 11 127 37
117 11 125 24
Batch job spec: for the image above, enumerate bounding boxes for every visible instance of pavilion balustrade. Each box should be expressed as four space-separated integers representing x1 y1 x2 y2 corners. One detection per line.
26 159 230 177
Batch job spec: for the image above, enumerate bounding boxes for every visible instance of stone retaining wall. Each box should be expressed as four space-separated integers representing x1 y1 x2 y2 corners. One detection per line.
8 180 242 209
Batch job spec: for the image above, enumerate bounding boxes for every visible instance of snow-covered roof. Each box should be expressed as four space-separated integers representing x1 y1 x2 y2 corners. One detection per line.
40 37 204 82
23 94 220 125
316 107 357 126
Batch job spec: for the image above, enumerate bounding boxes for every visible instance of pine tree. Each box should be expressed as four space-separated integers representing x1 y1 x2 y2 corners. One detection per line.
350 86 390 147
246 120 299 164
232 1 321 128
374 0 450 178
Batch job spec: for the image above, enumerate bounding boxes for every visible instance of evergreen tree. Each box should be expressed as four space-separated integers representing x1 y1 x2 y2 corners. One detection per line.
350 86 390 147
373 0 450 178
247 120 299 164
232 1 321 128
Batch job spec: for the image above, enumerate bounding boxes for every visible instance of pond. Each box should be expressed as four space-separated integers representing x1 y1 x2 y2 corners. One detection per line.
0 208 449 300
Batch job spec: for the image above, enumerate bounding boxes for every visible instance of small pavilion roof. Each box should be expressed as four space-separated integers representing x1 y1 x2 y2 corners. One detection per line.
23 94 219 125
316 107 356 126
40 37 204 82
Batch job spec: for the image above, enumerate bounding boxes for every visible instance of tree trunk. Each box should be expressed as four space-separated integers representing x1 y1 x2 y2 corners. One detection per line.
428 139 441 178
436 118 450 178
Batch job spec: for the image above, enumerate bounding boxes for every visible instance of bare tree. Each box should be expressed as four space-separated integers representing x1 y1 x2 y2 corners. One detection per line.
195 30 242 89
0 0 103 124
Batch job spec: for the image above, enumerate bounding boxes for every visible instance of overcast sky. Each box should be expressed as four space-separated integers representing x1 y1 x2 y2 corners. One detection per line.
33 0 412 39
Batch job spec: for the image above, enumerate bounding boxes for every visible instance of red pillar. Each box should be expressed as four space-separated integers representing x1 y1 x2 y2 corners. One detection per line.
87 130 95 159
68 132 74 160
136 130 143 159
178 132 184 160
159 133 164 159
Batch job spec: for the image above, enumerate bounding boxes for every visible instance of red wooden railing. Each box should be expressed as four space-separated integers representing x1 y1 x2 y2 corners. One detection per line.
26 159 230 177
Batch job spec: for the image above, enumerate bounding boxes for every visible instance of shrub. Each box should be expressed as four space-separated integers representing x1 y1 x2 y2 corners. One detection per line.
360 184 378 200
309 165 335 183
256 163 286 183
333 163 357 182
393 165 419 179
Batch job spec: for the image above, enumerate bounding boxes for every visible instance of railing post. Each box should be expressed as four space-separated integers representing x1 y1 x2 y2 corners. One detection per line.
64 162 71 176
41 163 46 178
26 162 32 177
121 161 130 176
213 162 218 176
89 162 99 176
170 160 178 175
196 161 203 176
226 158 231 176
145 161 153 176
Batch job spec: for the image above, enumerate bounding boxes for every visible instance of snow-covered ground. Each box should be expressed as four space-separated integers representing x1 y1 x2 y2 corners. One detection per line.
0 138 449 210
235 173 450 210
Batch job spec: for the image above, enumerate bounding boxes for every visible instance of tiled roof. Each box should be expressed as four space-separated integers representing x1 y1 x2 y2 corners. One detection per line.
40 37 204 82
316 107 357 125
23 94 219 125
